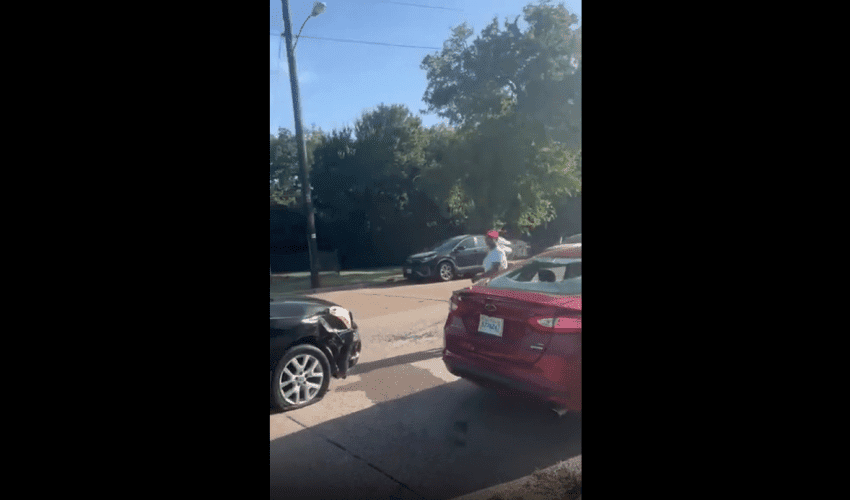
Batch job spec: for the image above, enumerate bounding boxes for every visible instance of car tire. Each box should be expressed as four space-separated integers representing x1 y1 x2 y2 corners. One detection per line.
437 261 455 282
270 344 332 411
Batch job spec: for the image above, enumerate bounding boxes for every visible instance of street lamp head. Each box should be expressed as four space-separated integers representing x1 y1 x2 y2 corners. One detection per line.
311 2 326 17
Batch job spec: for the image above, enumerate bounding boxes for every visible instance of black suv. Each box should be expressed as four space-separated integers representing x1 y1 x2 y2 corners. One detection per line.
403 234 490 282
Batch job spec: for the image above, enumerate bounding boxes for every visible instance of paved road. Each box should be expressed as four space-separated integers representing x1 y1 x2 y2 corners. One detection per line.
270 279 581 500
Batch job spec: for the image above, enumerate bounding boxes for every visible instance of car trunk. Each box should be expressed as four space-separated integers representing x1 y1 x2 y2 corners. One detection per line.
451 290 560 365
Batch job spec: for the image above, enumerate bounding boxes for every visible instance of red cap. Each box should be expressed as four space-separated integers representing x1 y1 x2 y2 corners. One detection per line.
486 230 500 239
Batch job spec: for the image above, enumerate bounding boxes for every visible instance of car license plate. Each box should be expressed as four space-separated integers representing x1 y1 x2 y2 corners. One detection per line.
478 314 504 337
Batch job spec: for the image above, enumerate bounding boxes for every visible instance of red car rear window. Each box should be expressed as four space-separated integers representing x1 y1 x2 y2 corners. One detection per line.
484 257 582 296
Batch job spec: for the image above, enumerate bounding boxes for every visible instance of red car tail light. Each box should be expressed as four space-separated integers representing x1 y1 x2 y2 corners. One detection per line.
449 289 470 312
528 316 582 334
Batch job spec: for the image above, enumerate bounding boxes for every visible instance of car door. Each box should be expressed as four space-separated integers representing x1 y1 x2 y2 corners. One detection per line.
469 236 489 273
452 237 479 271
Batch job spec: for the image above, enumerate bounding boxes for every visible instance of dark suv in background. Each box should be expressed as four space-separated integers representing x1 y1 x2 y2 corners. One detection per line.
403 235 489 282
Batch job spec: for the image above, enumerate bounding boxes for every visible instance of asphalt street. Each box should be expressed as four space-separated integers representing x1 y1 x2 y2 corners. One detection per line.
270 279 581 500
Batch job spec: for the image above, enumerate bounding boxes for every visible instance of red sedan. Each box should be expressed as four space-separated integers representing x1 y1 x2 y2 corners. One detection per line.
443 244 581 413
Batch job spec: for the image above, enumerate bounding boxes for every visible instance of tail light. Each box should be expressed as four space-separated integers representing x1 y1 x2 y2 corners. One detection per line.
449 290 467 312
528 316 581 334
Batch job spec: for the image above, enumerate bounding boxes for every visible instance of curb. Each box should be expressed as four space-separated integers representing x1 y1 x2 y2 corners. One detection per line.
297 281 395 294
449 455 581 500
270 277 410 297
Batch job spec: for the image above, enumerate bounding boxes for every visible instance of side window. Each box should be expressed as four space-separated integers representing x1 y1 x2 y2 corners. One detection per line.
565 262 582 279
474 236 486 248
458 237 475 249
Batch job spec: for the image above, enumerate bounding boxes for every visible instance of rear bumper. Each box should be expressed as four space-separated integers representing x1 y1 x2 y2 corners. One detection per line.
443 348 581 411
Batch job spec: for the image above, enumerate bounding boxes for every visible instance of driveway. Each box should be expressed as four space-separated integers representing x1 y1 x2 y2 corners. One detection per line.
270 279 581 500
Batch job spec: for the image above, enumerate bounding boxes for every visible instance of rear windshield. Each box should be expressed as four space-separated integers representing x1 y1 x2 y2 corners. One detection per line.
485 257 581 295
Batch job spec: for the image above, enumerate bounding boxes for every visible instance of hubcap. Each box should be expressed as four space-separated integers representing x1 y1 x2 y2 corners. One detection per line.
279 354 324 405
440 264 452 280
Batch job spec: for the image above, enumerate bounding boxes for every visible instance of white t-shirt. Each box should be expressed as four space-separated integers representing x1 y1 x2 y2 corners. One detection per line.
482 247 508 273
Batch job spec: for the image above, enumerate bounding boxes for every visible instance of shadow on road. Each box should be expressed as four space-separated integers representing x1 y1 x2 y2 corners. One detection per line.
270 378 581 500
270 347 446 415
346 347 444 376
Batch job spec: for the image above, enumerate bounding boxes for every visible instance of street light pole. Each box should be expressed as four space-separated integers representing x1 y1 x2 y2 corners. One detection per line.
281 0 322 288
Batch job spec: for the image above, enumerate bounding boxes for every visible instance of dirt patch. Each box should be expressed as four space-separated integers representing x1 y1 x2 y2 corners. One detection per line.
386 320 443 342
457 456 582 500
526 461 582 500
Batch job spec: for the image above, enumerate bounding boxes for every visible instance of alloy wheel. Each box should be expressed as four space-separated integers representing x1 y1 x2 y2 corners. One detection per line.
278 353 325 405
439 262 454 281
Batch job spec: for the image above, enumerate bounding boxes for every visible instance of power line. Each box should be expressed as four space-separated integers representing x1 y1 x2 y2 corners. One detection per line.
380 1 463 11
297 35 441 50
270 32 441 51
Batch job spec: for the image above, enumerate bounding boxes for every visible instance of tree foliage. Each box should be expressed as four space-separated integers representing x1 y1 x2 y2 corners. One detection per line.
416 117 580 234
308 104 452 266
311 104 426 218
269 129 297 206
421 0 581 145
418 0 582 234
269 127 323 206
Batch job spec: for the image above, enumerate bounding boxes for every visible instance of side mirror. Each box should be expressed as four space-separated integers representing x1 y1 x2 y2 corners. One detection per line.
454 245 465 252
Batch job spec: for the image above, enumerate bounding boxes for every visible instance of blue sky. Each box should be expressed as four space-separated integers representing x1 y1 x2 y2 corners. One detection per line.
270 0 581 135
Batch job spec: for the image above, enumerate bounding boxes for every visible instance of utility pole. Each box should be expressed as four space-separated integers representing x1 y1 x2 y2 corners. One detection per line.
281 0 320 288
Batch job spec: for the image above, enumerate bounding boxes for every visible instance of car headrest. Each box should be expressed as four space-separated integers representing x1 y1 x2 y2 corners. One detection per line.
538 269 556 282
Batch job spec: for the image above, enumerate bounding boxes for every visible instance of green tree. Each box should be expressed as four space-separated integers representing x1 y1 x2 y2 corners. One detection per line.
269 127 324 207
310 126 358 220
518 1 581 148
352 103 428 211
311 104 438 265
417 117 580 234
312 104 427 218
421 0 581 145
418 0 581 234
269 129 297 206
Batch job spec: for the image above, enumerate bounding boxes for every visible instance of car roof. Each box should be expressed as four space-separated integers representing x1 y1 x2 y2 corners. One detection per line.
535 243 581 259
446 234 476 243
